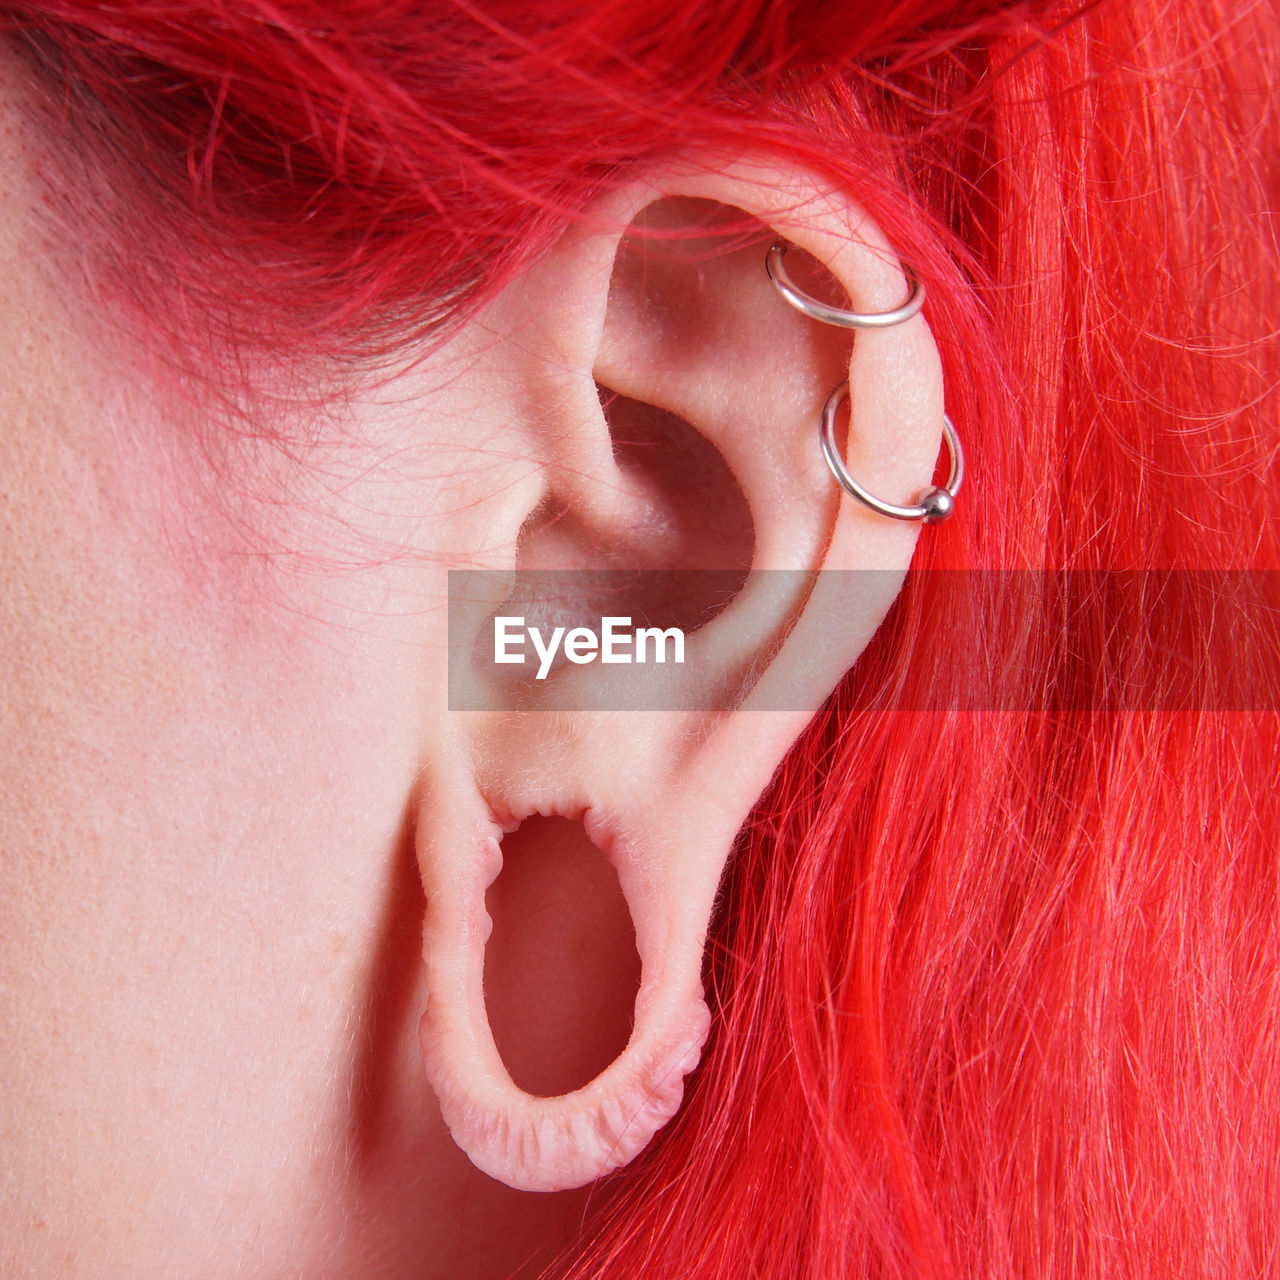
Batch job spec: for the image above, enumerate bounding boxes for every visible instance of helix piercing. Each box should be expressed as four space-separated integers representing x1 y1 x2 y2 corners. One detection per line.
820 383 963 524
767 241 964 524
765 241 926 328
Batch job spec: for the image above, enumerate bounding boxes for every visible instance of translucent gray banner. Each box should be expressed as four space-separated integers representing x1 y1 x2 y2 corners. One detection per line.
447 570 1280 712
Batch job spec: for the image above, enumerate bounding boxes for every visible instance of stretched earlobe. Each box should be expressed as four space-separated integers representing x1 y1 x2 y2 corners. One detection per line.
416 158 950 1191
417 761 713 1192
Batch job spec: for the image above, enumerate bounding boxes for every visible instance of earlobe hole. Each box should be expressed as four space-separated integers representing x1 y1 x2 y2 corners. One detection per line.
484 815 641 1097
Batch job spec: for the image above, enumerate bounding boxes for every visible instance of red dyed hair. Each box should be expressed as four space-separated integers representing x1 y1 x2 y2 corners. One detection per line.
4 1 1277 1276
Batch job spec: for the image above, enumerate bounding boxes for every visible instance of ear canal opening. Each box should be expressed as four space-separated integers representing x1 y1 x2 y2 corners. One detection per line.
483 814 641 1097
597 382 755 576
514 384 754 585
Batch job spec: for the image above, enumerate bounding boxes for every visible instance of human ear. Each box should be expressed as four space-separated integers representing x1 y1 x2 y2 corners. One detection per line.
417 157 948 1192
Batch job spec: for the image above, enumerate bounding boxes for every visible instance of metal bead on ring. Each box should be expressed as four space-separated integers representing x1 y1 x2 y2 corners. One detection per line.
919 486 955 523
819 381 964 524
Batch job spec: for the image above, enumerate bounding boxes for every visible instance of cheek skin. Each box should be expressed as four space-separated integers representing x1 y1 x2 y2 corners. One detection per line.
0 150 585 1280
0 254 394 1265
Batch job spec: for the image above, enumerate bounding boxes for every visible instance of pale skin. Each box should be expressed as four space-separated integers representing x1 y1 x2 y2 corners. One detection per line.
0 43 946 1277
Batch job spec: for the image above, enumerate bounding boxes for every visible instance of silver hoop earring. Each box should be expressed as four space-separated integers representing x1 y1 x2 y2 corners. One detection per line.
765 242 925 328
820 382 964 524
766 241 965 525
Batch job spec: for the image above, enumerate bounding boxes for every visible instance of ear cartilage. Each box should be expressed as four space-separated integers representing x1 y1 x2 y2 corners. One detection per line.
766 241 964 525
